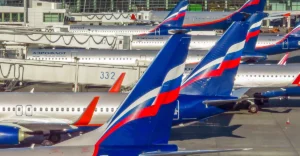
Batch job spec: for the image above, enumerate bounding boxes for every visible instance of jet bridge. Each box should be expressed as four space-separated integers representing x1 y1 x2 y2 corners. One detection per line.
67 12 137 25
0 29 131 50
0 58 147 87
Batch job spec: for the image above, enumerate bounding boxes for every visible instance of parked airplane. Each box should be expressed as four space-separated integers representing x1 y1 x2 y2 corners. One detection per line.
144 10 290 26
69 0 265 35
0 33 252 156
253 53 300 104
0 12 258 146
131 24 300 60
69 0 188 36
0 73 126 145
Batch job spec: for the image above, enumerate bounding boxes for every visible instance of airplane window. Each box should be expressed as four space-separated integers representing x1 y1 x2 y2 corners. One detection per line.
77 108 80 112
95 108 97 112
67 108 69 112
101 108 103 112
61 108 64 112
45 108 48 111
18 108 21 111
111 108 114 112
51 108 53 111
72 108 75 112
106 108 109 112
284 75 286 77
83 108 86 111
56 108 59 111
40 108 43 111
34 108 36 111
2 107 5 111
13 107 15 111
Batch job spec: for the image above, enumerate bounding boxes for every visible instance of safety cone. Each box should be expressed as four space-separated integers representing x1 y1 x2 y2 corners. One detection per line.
286 118 290 125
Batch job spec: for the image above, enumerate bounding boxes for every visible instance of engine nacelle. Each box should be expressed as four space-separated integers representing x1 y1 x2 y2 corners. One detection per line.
0 125 26 145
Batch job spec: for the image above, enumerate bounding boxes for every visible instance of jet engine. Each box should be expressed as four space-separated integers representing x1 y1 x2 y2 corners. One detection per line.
0 125 27 145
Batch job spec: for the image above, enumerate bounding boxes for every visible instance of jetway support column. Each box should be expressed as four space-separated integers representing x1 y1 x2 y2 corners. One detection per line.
24 0 28 25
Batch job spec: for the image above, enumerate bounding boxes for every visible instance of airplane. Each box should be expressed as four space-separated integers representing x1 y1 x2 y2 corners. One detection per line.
0 12 258 146
253 53 300 104
144 10 291 26
0 32 252 156
130 24 300 61
0 73 126 145
69 0 265 35
69 0 188 36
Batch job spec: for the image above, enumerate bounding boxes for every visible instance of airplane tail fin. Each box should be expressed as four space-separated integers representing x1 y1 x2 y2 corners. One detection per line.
244 12 268 53
180 14 260 96
108 72 126 93
93 34 190 153
236 0 266 14
160 0 188 28
278 53 289 65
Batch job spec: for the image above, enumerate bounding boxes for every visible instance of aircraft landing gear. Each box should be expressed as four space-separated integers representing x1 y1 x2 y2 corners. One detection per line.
49 133 61 144
248 104 259 114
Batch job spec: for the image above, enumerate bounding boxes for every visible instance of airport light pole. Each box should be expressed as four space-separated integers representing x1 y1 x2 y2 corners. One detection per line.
74 57 79 92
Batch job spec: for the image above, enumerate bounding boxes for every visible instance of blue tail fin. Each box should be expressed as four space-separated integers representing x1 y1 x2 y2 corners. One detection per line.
237 0 266 14
93 34 190 151
180 15 260 96
161 0 188 27
244 12 268 53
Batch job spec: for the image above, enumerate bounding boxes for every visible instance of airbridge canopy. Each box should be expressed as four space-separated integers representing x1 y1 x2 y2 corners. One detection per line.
0 58 147 87
0 31 131 50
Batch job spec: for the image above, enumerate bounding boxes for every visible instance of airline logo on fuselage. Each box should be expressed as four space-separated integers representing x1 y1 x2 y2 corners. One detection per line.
32 52 66 55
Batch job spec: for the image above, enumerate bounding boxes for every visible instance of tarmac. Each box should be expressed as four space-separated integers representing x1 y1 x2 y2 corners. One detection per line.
170 98 300 156
8 83 300 155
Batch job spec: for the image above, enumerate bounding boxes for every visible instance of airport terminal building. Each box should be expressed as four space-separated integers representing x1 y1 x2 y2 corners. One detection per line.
1 0 300 12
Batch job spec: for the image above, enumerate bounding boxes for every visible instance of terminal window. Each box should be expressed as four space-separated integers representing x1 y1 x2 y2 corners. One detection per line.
43 13 64 22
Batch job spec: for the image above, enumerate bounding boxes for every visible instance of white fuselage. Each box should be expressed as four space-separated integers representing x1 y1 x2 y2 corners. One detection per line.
131 35 281 50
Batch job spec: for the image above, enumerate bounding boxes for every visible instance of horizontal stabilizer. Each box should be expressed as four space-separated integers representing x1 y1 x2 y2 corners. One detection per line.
203 98 241 106
231 87 250 98
141 148 253 156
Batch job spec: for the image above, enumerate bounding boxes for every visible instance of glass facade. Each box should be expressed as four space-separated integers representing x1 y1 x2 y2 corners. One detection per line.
0 0 300 12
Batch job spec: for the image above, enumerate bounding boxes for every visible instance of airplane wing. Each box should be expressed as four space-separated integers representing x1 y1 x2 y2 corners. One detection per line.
141 148 252 156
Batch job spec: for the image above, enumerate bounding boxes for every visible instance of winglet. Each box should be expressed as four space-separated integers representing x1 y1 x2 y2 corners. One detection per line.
278 53 289 65
108 72 126 93
73 96 100 126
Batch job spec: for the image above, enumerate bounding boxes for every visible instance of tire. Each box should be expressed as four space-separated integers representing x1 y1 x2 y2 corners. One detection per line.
49 134 61 144
248 104 259 114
